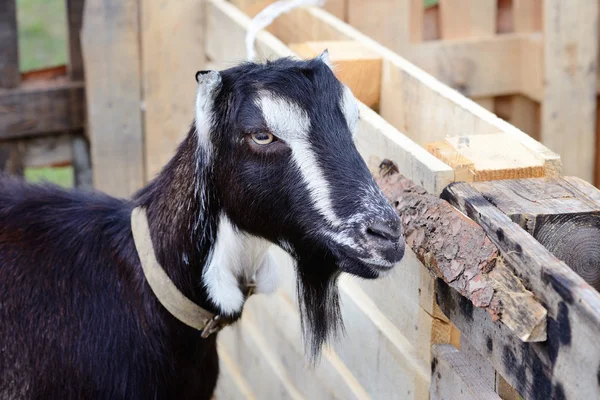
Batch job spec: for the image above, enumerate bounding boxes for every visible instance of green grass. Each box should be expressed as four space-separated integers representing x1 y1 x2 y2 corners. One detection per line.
25 166 74 188
17 0 68 72
424 0 439 8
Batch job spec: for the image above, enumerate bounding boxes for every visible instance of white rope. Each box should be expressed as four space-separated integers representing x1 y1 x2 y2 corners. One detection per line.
245 0 326 61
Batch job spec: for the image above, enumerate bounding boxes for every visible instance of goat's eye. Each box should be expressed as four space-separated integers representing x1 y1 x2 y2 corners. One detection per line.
251 132 274 145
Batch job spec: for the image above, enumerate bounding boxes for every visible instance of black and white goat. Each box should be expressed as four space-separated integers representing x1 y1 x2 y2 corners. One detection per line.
0 54 404 399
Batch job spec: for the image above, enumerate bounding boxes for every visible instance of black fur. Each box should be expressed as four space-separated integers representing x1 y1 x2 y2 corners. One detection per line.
0 57 404 398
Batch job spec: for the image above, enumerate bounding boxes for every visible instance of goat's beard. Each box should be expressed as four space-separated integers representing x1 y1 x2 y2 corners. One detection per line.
295 257 343 362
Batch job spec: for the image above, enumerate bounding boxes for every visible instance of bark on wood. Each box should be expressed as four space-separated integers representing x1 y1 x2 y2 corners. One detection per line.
375 160 547 342
473 177 600 291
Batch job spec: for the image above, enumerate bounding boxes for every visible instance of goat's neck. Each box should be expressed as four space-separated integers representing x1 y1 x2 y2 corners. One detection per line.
134 130 219 312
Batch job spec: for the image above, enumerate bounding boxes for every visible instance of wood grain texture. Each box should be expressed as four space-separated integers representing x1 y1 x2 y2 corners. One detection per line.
81 0 144 197
0 79 85 140
0 0 19 88
430 344 500 400
289 40 381 108
376 165 547 342
542 0 598 182
441 182 600 399
140 0 205 181
473 177 600 291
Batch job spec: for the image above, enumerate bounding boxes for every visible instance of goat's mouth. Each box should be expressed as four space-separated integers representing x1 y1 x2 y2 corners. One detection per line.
332 241 405 279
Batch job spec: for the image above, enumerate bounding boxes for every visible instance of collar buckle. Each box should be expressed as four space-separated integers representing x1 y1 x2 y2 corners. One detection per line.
201 315 224 339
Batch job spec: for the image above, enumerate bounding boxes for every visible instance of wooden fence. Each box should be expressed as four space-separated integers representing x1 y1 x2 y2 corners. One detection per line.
0 0 90 187
306 0 600 187
5 0 597 398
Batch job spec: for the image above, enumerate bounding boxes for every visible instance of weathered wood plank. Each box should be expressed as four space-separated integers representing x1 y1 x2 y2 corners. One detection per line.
0 0 19 88
81 0 144 197
140 0 205 181
214 343 257 400
71 135 92 189
542 0 598 182
472 177 600 291
0 80 85 140
430 344 500 400
66 0 85 80
441 182 600 399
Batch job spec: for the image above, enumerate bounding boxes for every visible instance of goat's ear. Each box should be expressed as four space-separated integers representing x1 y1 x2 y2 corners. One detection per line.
195 70 222 137
317 49 333 70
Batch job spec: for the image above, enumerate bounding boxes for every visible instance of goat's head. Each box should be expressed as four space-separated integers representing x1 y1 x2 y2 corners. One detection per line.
195 54 404 356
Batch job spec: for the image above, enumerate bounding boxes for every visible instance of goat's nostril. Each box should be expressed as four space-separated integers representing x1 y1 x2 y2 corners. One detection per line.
366 220 402 242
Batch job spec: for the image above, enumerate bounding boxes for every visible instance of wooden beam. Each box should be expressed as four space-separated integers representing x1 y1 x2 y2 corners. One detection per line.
0 0 19 88
140 0 206 181
542 0 598 182
376 165 547 342
289 40 382 109
81 0 144 197
215 343 257 400
427 133 546 182
0 79 85 140
441 182 600 400
472 177 600 291
430 344 500 400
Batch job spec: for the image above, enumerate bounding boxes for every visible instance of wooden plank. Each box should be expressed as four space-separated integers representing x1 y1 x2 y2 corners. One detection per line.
218 312 304 400
441 182 600 399
66 0 85 80
0 0 19 88
439 0 497 39
81 0 144 197
513 0 543 32
0 79 85 140
0 141 24 176
430 344 500 400
542 0 598 182
242 292 370 400
347 0 410 53
409 0 424 43
472 177 600 291
323 0 346 20
406 35 523 99
427 133 546 182
438 0 497 111
140 0 206 181
289 40 382 108
214 343 257 400
21 134 72 168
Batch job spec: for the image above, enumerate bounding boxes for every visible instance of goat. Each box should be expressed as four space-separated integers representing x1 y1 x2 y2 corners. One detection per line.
0 54 405 399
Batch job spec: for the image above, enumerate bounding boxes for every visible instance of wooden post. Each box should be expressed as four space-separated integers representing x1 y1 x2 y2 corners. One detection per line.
0 0 19 88
0 0 22 176
81 0 145 197
140 0 206 181
542 0 598 183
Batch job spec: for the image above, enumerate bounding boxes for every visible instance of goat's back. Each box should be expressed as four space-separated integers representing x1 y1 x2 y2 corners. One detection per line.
0 176 219 399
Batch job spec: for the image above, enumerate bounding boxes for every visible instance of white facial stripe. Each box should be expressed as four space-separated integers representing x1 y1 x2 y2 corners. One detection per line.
341 86 359 136
202 214 277 315
258 93 342 227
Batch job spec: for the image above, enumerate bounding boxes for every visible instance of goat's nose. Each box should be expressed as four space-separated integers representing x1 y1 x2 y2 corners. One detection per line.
366 219 402 242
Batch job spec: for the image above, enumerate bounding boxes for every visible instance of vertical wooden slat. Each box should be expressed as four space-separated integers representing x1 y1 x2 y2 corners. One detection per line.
140 0 206 181
347 0 410 53
0 0 19 88
409 0 424 43
81 0 145 196
439 0 497 111
66 0 85 80
542 0 598 183
513 0 542 32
